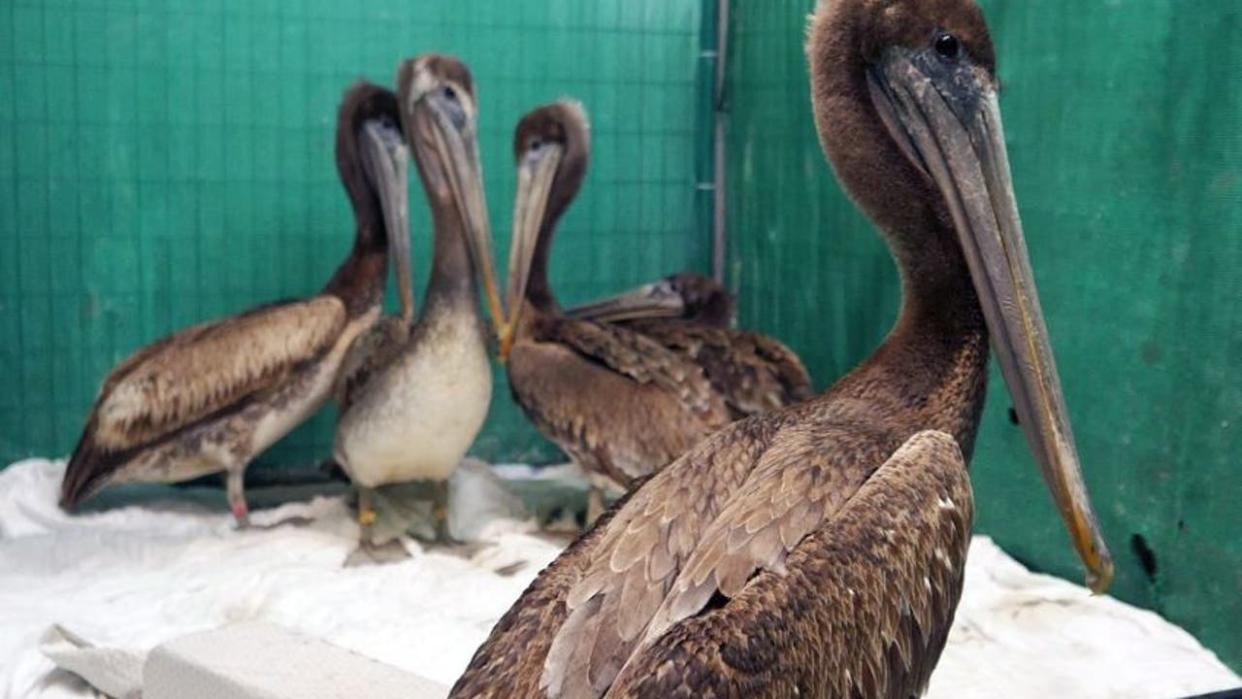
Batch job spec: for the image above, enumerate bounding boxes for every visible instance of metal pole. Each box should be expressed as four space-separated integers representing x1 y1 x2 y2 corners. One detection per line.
711 0 731 284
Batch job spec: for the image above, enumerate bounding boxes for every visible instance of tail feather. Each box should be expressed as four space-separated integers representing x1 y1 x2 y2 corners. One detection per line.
59 423 120 510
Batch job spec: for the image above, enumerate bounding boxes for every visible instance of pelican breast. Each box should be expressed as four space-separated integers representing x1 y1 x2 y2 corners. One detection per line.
334 309 492 487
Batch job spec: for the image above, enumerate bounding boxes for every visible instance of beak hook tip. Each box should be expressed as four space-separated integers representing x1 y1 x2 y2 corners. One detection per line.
497 326 513 364
1088 557 1115 595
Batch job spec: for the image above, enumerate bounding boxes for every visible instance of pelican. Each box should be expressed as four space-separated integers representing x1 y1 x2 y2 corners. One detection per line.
500 101 812 518
498 101 734 519
454 1 1112 696
331 55 505 558
567 272 734 328
566 268 814 419
59 83 407 527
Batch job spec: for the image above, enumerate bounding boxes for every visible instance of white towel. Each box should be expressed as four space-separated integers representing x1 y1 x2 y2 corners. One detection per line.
38 625 144 699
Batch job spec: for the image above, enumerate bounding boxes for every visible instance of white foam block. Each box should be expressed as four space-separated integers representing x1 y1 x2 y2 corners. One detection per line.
143 622 448 699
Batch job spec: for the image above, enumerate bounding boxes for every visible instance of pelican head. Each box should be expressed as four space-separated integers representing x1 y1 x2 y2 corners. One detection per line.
810 0 1113 592
397 54 505 333
500 100 591 360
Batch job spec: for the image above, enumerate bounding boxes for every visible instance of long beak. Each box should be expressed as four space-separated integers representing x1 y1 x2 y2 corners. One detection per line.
391 194 414 324
499 144 562 362
870 51 1113 593
361 121 413 323
421 90 506 337
564 280 686 323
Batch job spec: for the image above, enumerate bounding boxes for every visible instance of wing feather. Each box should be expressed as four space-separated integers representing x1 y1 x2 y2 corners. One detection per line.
92 296 347 449
607 430 974 698
450 490 642 699
539 417 777 697
543 318 725 423
506 321 732 485
641 417 904 650
334 314 409 408
622 320 814 418
457 403 972 698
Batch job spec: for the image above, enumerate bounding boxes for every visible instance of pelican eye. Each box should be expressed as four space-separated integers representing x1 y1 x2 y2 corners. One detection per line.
933 32 961 60
442 85 458 102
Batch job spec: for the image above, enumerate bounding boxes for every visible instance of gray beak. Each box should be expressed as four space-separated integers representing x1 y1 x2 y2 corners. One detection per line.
870 47 1113 593
565 279 686 323
403 66 506 337
360 120 413 322
500 143 563 361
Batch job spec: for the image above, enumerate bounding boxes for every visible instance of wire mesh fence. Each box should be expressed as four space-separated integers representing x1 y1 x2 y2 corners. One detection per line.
725 0 1242 673
0 0 717 468
3 0 1240 675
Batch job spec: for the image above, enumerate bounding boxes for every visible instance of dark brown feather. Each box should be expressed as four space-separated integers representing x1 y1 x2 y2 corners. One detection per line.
608 431 972 698
91 297 347 450
450 485 645 699
61 81 402 510
61 297 348 508
507 312 732 487
334 314 411 409
506 102 801 497
568 272 735 328
457 2 1007 693
617 320 814 419
658 273 735 328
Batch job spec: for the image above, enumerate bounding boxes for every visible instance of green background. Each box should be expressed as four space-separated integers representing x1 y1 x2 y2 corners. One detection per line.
0 0 714 468
1 0 1239 673
725 0 1240 673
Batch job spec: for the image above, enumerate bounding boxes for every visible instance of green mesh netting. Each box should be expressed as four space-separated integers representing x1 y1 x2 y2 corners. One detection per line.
725 0 1241 672
0 0 716 468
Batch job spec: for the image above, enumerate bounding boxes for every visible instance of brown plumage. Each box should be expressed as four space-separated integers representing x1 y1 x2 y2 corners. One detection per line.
332 55 506 557
507 318 728 489
568 273 735 328
500 101 810 503
500 101 733 494
550 131 810 419
651 273 735 327
567 273 813 419
605 319 813 420
92 298 349 451
334 315 410 409
61 83 408 526
454 1 1113 696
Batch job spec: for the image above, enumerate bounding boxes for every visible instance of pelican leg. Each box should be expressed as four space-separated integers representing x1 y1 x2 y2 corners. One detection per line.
358 486 377 544
345 487 410 567
408 480 471 551
433 480 460 545
226 468 250 528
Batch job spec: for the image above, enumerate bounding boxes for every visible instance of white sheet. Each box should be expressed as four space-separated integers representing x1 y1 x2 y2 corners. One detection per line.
0 459 1236 698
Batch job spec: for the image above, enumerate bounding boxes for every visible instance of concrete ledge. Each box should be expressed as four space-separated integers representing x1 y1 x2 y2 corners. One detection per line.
144 622 448 699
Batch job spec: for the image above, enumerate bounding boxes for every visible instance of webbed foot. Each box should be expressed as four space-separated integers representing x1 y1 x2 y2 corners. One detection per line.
344 539 412 567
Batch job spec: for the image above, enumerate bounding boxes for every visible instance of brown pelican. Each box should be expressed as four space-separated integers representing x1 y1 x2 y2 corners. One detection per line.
332 55 504 558
499 102 811 518
567 272 734 328
454 1 1113 696
566 270 814 419
498 101 733 519
59 83 407 528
